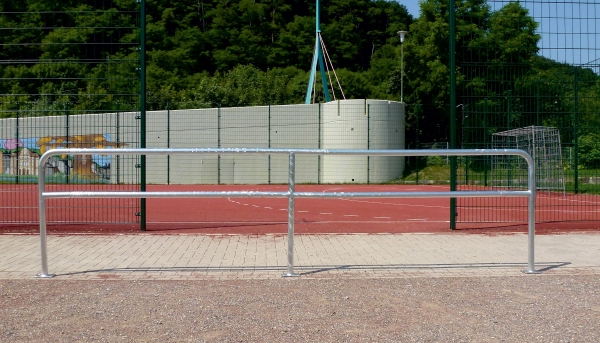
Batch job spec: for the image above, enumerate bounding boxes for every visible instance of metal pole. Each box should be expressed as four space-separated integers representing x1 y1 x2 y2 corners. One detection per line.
167 102 170 185
116 105 120 184
217 104 221 184
283 152 299 277
525 151 538 274
367 104 370 184
15 104 19 185
449 0 457 230
36 156 54 278
268 104 271 184
401 41 404 103
140 0 147 231
484 99 488 187
573 70 579 194
416 106 419 185
65 103 69 185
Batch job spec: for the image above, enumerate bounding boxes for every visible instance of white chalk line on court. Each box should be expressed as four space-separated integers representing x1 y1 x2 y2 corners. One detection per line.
227 195 600 223
538 194 600 205
338 198 448 209
229 196 600 218
227 198 441 221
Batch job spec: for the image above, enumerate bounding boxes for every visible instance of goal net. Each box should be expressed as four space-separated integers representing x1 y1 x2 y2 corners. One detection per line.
491 126 565 193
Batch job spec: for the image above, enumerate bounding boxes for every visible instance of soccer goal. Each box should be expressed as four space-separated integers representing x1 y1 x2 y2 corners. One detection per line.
491 126 565 193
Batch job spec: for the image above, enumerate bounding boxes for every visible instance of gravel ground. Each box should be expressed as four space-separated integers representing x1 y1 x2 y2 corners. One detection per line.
1 275 599 342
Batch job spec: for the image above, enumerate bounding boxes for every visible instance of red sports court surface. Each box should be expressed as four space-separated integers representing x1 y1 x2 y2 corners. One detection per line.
2 184 600 235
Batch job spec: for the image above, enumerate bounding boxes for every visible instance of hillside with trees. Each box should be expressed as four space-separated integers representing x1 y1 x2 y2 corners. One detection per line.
0 0 412 109
1 0 599 153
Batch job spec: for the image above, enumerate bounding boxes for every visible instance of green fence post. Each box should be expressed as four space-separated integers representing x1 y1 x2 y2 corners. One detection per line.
449 0 457 230
268 104 271 184
416 105 419 185
367 104 371 184
167 102 171 185
65 102 70 185
507 90 512 188
116 103 120 185
483 99 488 187
140 0 147 231
217 103 221 185
535 80 541 126
574 70 579 194
464 105 469 185
15 102 19 185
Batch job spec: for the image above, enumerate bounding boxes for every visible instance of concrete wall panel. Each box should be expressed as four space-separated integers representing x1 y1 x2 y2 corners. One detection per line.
1 100 404 184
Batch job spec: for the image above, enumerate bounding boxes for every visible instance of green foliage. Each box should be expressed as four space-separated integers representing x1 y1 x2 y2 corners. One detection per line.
578 134 600 169
1 0 414 110
400 165 450 184
2 0 598 149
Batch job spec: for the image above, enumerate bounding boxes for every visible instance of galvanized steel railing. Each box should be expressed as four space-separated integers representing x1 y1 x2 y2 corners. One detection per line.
36 148 538 278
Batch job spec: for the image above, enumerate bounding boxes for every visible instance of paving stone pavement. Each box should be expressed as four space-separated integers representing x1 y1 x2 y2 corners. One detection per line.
0 233 599 280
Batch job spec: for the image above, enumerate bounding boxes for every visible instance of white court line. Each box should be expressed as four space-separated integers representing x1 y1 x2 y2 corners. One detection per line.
538 194 600 205
319 212 332 215
374 216 391 219
344 214 358 217
298 210 309 213
340 198 448 209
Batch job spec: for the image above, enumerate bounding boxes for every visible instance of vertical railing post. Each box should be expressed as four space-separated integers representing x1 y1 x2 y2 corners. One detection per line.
36 155 54 278
283 152 299 277
524 151 538 274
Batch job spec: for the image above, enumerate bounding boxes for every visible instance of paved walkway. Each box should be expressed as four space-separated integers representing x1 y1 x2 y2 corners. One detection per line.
1 233 599 280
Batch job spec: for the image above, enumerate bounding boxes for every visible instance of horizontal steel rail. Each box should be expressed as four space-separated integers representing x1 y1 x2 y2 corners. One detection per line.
37 148 537 278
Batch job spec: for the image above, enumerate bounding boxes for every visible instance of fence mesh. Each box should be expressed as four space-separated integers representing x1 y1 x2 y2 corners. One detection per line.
457 0 600 224
0 2 141 225
1 101 405 225
3 0 599 229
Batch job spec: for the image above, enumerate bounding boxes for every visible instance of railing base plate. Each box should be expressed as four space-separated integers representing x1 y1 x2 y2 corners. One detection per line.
281 273 300 277
35 273 56 278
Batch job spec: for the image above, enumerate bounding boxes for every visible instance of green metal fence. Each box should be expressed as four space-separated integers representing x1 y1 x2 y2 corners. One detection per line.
454 0 600 225
3 0 599 230
1 100 405 225
0 1 141 225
